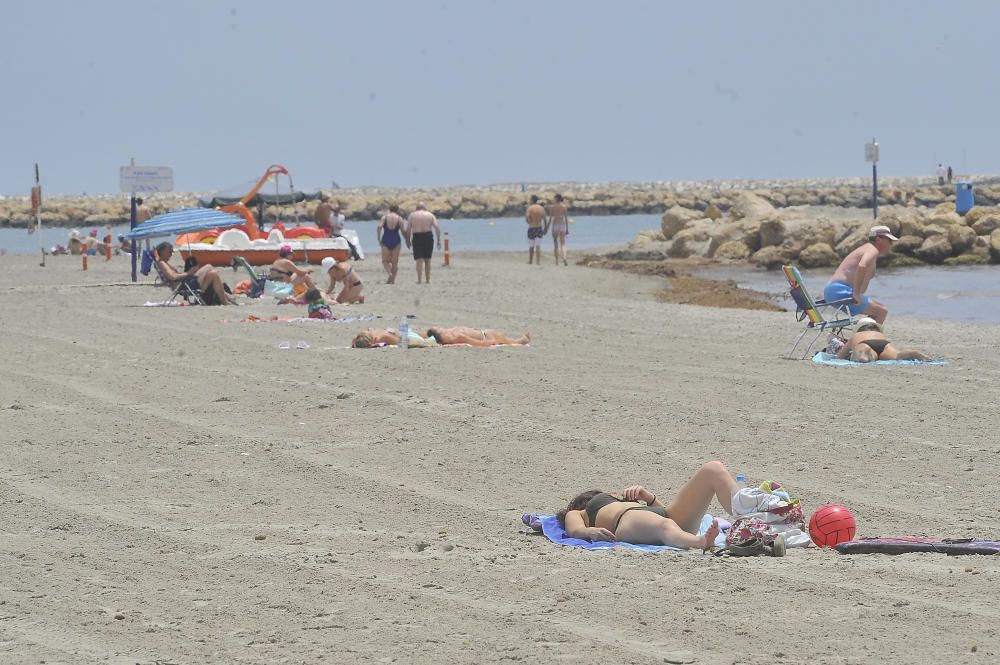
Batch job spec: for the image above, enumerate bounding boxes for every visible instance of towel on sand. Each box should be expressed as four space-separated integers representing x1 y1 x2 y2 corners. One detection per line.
812 352 946 367
523 513 727 552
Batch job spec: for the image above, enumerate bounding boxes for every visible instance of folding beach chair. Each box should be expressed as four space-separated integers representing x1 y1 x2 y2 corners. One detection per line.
142 248 206 305
231 256 270 298
782 264 859 359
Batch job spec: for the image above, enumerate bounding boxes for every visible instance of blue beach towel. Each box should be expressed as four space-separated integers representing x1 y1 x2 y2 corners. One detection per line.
812 351 947 367
525 513 727 552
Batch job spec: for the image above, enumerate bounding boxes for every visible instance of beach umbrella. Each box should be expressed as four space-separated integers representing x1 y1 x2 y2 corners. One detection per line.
124 208 244 240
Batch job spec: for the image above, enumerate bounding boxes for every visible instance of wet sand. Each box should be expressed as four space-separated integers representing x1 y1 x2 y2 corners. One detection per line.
1 250 998 664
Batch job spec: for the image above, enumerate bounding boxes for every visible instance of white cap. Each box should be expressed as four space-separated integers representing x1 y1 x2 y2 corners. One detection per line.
869 225 899 241
855 316 882 332
321 256 336 272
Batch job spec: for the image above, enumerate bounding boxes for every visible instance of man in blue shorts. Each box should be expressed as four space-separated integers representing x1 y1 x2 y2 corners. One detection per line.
824 225 897 325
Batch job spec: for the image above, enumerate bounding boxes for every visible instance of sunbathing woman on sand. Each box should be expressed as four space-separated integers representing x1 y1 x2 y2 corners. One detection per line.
557 461 736 551
351 326 531 348
835 316 931 363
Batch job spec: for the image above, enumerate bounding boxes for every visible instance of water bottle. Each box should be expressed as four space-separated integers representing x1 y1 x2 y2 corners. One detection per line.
398 316 409 349
734 474 746 491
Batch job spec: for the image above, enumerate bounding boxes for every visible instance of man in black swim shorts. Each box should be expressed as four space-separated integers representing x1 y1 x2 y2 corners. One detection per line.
405 202 442 284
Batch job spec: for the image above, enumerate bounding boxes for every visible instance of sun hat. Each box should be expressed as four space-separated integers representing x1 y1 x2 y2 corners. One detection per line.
321 256 337 272
855 316 882 332
869 225 898 241
279 243 292 255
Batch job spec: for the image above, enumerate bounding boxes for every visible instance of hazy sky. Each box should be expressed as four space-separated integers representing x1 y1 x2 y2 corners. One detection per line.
2 1 996 195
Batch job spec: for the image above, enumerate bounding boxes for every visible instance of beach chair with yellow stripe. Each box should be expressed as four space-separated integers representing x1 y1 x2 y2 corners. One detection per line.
782 264 859 359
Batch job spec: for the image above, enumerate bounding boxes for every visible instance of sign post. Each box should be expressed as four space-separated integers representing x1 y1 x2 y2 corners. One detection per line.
865 138 879 220
120 164 173 281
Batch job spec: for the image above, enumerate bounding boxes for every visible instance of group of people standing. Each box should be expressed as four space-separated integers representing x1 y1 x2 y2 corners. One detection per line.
525 194 570 266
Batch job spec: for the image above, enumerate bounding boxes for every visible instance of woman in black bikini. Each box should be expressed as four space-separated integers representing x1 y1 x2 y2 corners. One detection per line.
557 461 735 551
835 317 931 363
268 244 316 291
321 256 365 304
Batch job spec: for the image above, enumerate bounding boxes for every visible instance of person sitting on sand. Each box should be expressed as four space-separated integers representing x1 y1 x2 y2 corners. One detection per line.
835 316 931 363
269 244 316 292
155 241 234 305
321 256 364 304
557 461 736 551
305 288 334 320
351 326 532 348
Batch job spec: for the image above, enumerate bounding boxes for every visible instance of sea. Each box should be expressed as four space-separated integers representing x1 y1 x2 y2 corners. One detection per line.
2 214 997 324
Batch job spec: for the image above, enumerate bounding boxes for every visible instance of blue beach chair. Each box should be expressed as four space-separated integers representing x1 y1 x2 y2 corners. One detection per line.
782 264 859 359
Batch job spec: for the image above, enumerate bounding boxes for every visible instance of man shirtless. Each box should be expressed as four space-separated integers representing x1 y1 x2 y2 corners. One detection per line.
314 195 334 236
525 195 547 265
823 225 897 325
405 202 442 284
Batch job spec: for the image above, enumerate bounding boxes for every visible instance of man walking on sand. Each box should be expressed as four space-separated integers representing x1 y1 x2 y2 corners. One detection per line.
525 195 547 265
823 225 898 325
405 202 442 284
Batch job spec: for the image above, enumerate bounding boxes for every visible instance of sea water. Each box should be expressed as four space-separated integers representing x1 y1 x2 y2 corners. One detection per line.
2 215 997 323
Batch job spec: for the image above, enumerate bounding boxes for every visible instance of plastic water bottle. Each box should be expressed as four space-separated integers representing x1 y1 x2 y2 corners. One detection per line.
734 474 746 491
398 316 409 349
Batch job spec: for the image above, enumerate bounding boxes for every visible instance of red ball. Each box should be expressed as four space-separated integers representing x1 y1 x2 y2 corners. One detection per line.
809 504 857 547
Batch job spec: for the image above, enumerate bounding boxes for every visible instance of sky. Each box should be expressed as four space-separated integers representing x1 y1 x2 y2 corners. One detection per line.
2 1 997 195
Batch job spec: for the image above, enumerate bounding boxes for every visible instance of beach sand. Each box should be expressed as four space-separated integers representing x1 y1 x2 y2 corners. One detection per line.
1 250 997 664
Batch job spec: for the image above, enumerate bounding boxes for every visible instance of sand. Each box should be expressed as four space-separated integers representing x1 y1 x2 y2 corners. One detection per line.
1 249 998 665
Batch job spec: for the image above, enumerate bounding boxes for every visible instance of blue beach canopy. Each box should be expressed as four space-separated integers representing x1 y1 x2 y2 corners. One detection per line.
124 208 244 240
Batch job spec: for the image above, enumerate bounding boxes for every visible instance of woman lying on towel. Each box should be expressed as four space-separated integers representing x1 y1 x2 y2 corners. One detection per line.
351 326 531 348
557 461 736 551
836 316 931 363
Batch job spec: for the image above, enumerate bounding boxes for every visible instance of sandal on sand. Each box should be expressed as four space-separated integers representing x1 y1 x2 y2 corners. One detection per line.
726 534 786 557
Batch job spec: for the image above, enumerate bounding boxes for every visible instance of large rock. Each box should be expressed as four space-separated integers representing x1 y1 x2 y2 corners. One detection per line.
750 245 793 269
797 242 838 268
914 189 947 205
946 224 977 254
991 229 1000 261
971 215 1000 235
668 236 713 259
928 211 964 227
728 191 775 221
703 204 722 220
893 234 924 256
714 240 751 260
660 205 702 239
914 235 953 264
962 206 995 226
758 217 786 247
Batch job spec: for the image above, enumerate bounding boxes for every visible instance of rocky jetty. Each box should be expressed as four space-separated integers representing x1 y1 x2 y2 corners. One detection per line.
4 175 1000 266
613 188 1000 268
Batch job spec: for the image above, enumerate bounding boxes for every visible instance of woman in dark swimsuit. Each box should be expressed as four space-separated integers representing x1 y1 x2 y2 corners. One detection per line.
377 204 404 284
556 461 736 551
836 316 931 363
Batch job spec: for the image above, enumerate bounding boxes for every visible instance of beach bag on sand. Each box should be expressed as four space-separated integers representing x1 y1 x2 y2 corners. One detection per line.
726 482 810 548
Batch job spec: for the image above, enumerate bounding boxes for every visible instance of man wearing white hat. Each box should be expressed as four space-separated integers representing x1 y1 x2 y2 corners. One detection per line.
823 225 898 325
